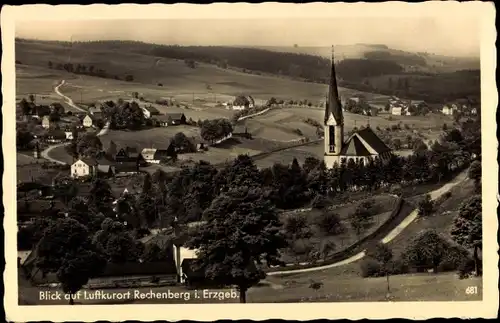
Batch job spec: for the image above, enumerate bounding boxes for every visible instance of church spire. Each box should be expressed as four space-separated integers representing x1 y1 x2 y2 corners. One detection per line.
324 45 343 125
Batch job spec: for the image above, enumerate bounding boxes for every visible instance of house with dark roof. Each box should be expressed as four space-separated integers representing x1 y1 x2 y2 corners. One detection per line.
44 128 67 144
141 105 161 119
154 113 187 127
140 147 175 164
323 46 392 169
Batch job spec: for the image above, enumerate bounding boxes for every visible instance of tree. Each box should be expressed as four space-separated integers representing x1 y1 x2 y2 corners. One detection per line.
48 61 53 69
187 186 286 303
171 132 196 153
19 98 31 115
316 211 343 236
36 218 106 304
125 74 134 82
93 219 143 263
402 229 450 273
392 138 402 150
468 160 481 192
106 140 118 158
450 195 482 276
349 202 374 236
87 178 114 216
418 194 434 217
16 129 34 150
365 242 393 292
29 94 35 104
76 132 103 158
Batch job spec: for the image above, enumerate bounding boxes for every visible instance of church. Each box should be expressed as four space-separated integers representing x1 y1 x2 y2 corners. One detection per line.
323 47 392 169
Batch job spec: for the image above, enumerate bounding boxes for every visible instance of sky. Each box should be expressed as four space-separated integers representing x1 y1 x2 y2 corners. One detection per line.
16 17 480 57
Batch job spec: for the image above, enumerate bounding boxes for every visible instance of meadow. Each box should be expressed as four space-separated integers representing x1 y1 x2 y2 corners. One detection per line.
15 40 391 108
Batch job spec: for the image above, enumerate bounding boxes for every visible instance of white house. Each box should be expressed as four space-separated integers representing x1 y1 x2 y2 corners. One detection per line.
41 116 51 129
83 114 94 128
65 131 74 140
442 105 454 116
141 105 160 119
71 158 98 178
391 106 403 116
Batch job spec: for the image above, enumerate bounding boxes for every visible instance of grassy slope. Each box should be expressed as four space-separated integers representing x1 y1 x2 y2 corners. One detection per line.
16 41 386 105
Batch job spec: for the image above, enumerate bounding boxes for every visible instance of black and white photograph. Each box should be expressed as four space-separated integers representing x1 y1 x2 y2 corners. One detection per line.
2 2 498 321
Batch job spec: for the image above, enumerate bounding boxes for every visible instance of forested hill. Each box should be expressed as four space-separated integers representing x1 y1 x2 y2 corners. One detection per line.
15 38 481 103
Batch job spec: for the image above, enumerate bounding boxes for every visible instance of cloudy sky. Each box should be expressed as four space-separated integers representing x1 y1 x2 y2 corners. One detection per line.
16 17 480 57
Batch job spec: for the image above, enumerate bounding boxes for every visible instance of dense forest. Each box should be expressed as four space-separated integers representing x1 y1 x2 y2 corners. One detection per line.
16 38 481 104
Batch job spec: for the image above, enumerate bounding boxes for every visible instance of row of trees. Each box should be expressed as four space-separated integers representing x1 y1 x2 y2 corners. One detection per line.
99 100 145 130
199 118 233 144
47 61 135 82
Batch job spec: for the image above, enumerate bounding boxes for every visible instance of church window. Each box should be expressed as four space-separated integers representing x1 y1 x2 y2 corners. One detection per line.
329 126 335 150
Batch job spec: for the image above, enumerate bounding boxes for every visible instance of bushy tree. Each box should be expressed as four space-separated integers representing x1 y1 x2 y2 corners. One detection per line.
36 218 106 304
187 186 286 303
418 194 434 217
401 229 450 273
450 195 482 276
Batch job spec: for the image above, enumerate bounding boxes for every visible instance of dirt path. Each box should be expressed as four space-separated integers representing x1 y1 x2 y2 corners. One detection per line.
40 81 110 165
266 169 469 276
54 80 87 112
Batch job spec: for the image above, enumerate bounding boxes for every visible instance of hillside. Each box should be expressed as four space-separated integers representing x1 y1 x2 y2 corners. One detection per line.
16 39 480 104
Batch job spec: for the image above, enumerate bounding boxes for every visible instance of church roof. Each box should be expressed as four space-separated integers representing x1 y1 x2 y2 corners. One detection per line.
341 136 372 156
355 127 392 155
324 46 343 125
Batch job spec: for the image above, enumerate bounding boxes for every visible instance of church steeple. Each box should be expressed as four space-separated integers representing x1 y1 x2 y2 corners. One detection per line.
324 45 343 126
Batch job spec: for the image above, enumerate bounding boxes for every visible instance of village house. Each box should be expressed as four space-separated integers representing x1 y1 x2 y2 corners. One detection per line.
141 105 160 119
155 113 187 127
441 104 456 116
391 105 403 116
232 95 255 111
82 114 94 128
71 158 99 178
140 147 174 164
44 128 66 144
41 116 51 129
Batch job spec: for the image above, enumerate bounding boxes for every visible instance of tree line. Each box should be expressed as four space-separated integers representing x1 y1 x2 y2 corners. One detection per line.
47 60 135 82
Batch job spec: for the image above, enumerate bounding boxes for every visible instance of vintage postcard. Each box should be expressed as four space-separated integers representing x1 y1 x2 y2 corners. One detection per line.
2 2 498 321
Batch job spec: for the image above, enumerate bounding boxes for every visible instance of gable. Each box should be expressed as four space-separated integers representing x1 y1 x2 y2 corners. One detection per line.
116 149 128 158
325 113 338 126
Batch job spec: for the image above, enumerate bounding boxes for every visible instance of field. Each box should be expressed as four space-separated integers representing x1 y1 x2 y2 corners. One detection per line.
388 178 476 257
279 194 398 264
16 40 391 107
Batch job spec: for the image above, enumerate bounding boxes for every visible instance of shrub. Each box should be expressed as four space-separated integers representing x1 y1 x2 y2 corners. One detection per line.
316 211 344 235
437 245 471 272
418 194 434 217
388 258 410 275
360 257 383 278
457 258 477 279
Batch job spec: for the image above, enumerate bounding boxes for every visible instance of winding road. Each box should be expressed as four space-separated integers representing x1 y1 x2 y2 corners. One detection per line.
267 169 469 276
40 80 110 165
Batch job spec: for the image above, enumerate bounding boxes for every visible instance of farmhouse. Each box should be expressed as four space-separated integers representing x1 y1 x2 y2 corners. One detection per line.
41 116 51 129
140 147 174 164
82 114 94 128
232 95 255 110
155 113 187 126
71 158 98 178
323 46 392 169
115 146 141 163
141 105 160 119
391 105 404 116
441 104 455 116
44 128 66 144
